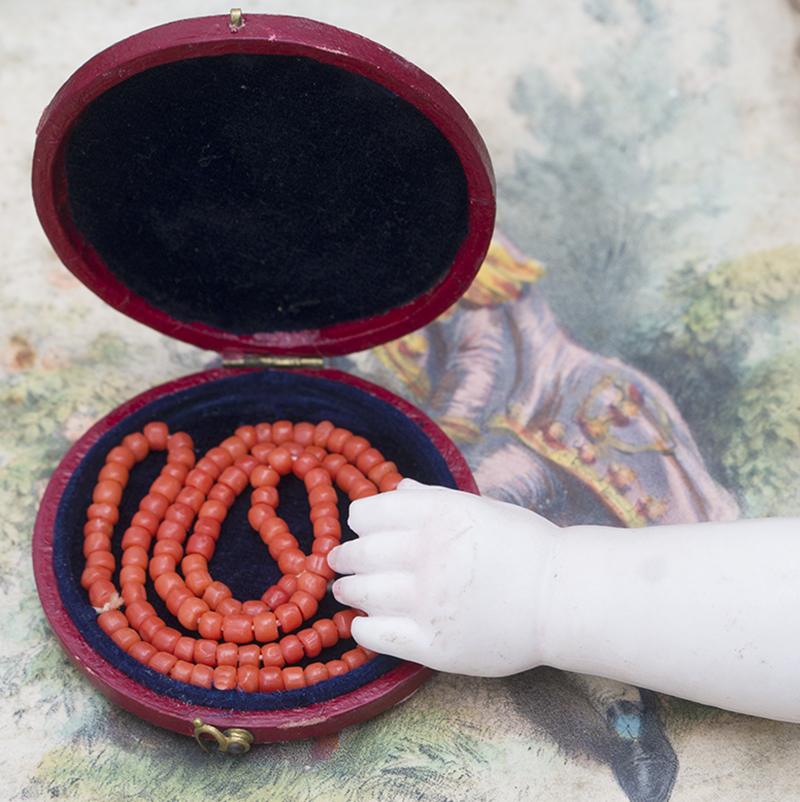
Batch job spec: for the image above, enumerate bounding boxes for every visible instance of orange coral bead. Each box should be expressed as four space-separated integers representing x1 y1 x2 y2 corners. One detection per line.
326 428 352 454
333 609 359 639
93 480 123 506
193 517 221 541
213 665 238 690
267 445 294 475
306 553 336 581
173 636 197 663
216 642 239 667
297 627 322 658
248 503 276 531
175 485 205 514
341 648 369 670
143 421 169 450
167 431 193 451
258 666 285 692
119 565 147 586
197 611 224 641
130 509 159 535
261 643 285 668
366 460 398 485
149 554 177 581
313 420 335 448
350 480 379 500
274 603 303 633
277 548 306 576
250 464 280 488
190 663 214 689
167 446 196 469
110 626 141 652
304 662 330 685
121 582 146 605
152 537 184 562
150 474 183 503
290 590 318 620
216 597 243 617
313 516 341 539
166 586 194 617
251 485 279 507
238 644 261 667
326 659 349 677
311 618 339 648
268 532 299 561
86 502 119 525
81 565 112 590
86 550 115 572
277 574 299 596
222 615 254 644
170 660 195 684
125 600 157 629
237 664 259 692
253 611 279 642
139 616 166 642
185 533 216 561
281 666 306 689
218 466 249 495
83 517 114 538
88 580 116 608
356 447 385 474
184 569 214 596
242 599 268 617
97 609 128 635
194 639 218 667
106 445 136 471
234 425 258 448
379 472 404 492
181 553 208 575
279 634 304 665
97 461 129 488
202 581 232 610
128 641 158 665
310 501 339 523
342 435 371 463
178 597 210 630
219 436 248 461
296 571 328 601
151 626 182 653
121 526 151 550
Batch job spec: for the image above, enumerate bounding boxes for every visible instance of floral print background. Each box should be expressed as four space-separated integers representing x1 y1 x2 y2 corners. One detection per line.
3 1 800 801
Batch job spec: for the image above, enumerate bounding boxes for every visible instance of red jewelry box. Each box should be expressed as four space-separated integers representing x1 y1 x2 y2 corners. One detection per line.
31 11 494 748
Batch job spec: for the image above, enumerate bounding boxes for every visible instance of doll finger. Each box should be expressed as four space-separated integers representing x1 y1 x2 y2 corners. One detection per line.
332 572 415 617
350 615 432 665
348 486 452 537
328 534 415 575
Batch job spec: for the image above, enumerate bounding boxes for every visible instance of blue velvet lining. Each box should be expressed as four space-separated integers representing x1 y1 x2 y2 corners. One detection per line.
53 370 455 710
64 53 470 334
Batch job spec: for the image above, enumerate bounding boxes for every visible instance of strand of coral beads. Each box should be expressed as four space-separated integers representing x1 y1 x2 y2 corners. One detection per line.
82 419 403 693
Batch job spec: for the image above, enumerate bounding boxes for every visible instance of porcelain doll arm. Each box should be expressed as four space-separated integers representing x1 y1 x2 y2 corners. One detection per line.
331 480 800 722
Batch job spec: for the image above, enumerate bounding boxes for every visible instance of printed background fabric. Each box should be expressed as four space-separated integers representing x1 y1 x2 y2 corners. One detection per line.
2 2 800 801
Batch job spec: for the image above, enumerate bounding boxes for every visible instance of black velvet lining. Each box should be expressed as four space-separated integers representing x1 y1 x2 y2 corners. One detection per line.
53 370 456 711
64 54 470 334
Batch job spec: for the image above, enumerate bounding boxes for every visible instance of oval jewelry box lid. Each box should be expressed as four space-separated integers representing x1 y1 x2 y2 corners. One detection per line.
32 13 495 358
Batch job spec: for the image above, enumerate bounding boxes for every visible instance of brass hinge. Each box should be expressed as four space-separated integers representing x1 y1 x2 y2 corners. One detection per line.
221 354 325 369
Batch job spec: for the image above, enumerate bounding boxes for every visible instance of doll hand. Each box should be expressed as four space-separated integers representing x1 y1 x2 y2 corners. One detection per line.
329 479 559 676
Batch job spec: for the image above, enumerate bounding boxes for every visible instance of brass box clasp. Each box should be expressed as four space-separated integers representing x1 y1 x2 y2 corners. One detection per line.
193 718 254 755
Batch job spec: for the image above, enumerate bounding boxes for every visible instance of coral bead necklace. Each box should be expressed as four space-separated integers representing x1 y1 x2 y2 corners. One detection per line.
81 419 403 693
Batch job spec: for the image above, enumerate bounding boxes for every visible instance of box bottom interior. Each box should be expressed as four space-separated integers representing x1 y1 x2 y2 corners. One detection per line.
51 369 457 712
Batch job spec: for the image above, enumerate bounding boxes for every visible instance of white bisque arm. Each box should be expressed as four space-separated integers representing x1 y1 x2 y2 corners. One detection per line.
330 480 800 722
